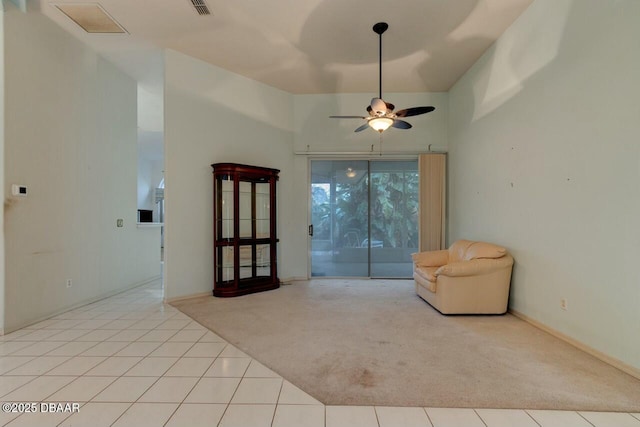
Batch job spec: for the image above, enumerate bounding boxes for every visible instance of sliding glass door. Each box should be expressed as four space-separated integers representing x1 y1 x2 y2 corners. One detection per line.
310 159 418 278
310 160 369 277
369 161 419 277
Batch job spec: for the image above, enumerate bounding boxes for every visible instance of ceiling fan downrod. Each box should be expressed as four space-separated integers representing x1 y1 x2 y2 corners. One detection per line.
373 22 388 100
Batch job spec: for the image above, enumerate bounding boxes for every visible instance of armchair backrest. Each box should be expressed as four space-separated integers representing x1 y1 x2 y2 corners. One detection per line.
448 240 474 262
448 240 507 262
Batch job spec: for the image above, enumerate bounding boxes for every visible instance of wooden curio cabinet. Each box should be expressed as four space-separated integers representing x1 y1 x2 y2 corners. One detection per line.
211 163 280 297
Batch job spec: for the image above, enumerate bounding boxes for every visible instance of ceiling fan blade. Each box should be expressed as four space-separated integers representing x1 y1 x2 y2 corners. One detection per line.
366 106 375 116
385 102 395 112
395 106 435 117
392 119 412 129
354 123 370 132
329 115 367 119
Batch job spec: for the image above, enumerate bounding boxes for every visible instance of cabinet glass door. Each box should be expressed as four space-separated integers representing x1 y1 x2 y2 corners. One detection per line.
256 244 271 277
255 183 270 238
220 247 234 281
239 245 253 279
220 178 234 239
239 181 252 238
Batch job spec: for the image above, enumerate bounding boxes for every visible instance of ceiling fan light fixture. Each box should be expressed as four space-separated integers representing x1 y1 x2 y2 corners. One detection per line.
368 117 393 132
345 168 357 178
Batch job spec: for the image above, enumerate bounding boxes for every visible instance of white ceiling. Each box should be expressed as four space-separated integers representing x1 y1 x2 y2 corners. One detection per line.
37 0 533 95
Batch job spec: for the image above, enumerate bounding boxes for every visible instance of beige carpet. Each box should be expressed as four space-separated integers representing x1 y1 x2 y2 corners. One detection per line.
172 279 640 410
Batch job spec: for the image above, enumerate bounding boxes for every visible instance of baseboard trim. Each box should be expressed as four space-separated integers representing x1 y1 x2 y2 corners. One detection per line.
509 308 640 381
2 275 162 335
165 279 308 303
165 291 211 304
280 276 307 285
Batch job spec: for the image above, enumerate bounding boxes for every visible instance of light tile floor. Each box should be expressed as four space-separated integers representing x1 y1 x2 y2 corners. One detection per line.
0 281 639 427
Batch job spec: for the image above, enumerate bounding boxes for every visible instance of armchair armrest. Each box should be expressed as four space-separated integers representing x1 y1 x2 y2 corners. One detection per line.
411 250 449 267
435 256 513 277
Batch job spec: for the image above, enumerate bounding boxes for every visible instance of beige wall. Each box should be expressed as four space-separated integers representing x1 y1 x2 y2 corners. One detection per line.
3 6 160 332
163 50 299 300
0 6 5 332
448 0 640 369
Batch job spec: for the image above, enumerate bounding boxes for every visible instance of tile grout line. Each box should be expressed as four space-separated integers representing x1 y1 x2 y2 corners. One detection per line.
54 401 92 427
373 406 382 427
160 362 209 427
576 411 598 427
523 409 543 427
270 375 286 426
214 354 257 427
0 375 40 400
473 408 489 427
422 407 434 427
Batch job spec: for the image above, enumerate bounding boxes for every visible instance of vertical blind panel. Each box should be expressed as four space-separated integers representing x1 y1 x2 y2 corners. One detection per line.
419 154 446 251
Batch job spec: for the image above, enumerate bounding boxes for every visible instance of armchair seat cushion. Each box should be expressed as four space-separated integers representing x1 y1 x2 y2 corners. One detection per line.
412 240 513 314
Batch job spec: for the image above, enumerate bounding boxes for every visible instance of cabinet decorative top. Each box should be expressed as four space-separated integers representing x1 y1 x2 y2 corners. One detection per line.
211 163 280 178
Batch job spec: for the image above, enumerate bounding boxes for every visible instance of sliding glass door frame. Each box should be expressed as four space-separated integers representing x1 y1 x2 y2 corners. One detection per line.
307 156 419 279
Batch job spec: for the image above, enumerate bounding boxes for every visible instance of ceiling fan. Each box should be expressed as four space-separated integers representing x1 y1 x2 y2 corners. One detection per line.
330 22 435 133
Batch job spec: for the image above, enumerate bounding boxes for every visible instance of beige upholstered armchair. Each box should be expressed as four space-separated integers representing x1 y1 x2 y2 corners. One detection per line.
411 240 514 314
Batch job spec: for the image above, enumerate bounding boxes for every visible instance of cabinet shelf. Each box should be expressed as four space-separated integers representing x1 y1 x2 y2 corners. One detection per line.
212 163 280 297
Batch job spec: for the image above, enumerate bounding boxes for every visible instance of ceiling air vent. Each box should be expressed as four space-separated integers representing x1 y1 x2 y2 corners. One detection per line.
56 4 126 33
190 0 210 15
